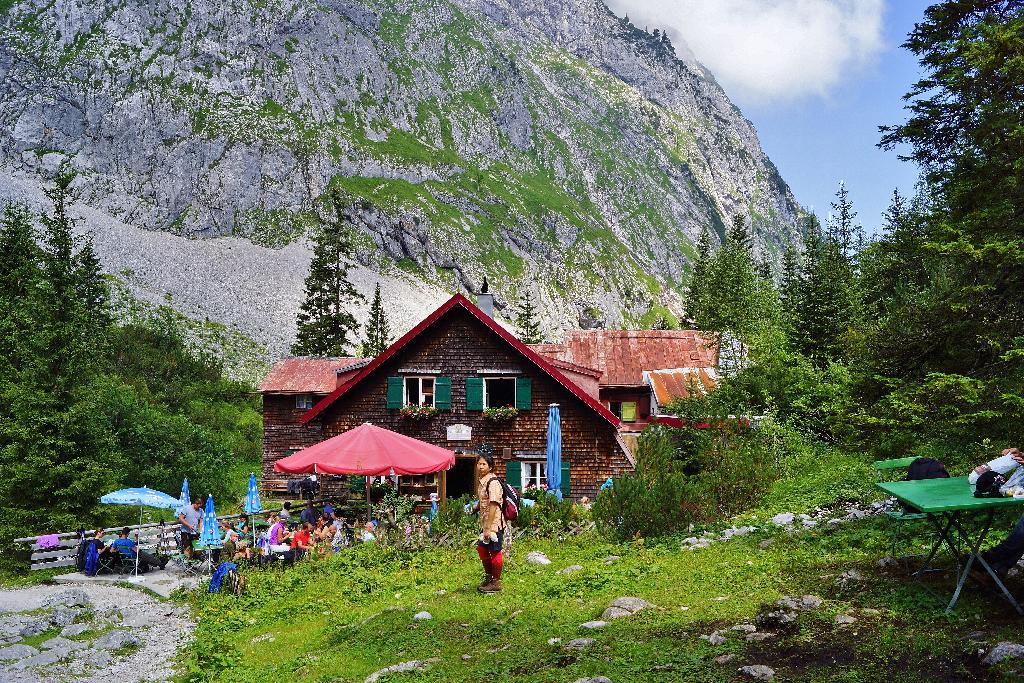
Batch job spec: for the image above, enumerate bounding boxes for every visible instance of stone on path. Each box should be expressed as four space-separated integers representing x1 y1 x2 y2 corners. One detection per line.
526 551 551 565
731 624 757 633
580 621 608 630
982 642 1024 666
94 630 141 650
835 614 857 625
412 611 432 621
0 644 38 661
19 618 50 637
714 654 736 665
49 607 83 627
739 664 776 681
11 648 66 670
364 659 437 683
41 588 90 609
60 623 91 638
557 564 583 575
565 638 595 649
41 636 86 651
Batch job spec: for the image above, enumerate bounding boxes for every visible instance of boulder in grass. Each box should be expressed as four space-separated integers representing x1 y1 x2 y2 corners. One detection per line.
0 644 38 662
739 665 776 681
565 638 595 649
557 564 584 575
771 513 795 526
60 623 92 638
580 621 608 630
982 642 1024 666
573 678 613 683
364 659 437 683
607 597 652 614
412 612 432 621
777 595 822 612
755 610 796 629
525 551 551 566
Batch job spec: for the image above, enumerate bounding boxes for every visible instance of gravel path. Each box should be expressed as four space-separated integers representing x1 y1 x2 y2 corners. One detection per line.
0 583 194 683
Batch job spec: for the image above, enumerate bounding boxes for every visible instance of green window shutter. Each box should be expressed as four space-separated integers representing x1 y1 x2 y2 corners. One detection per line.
560 461 570 498
505 460 522 490
466 377 484 411
621 401 637 422
515 377 532 410
434 376 452 410
386 376 403 409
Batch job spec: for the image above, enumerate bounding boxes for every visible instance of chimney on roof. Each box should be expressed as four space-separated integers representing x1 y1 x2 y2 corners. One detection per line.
476 278 494 318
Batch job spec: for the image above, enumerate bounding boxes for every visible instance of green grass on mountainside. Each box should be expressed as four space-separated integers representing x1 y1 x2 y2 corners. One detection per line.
179 510 1024 681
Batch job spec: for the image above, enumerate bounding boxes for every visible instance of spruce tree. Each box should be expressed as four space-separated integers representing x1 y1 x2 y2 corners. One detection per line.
514 289 543 344
0 205 43 376
292 193 364 357
362 283 392 357
827 181 863 257
779 242 802 323
685 226 714 327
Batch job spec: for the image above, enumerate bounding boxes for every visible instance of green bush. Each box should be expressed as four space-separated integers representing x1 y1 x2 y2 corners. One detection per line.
513 494 586 536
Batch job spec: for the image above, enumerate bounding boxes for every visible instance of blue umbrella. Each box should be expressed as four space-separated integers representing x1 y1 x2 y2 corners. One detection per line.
199 495 222 549
100 487 181 578
546 403 563 501
244 473 263 546
179 478 191 507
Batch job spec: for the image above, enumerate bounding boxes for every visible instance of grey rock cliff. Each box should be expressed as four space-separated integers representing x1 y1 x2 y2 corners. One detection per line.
0 0 802 354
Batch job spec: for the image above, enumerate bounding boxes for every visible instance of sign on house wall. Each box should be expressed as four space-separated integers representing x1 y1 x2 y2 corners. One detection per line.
446 424 472 441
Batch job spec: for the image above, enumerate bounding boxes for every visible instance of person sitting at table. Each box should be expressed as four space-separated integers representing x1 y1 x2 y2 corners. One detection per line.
286 522 313 563
236 514 250 536
111 527 168 571
300 501 320 527
267 514 291 555
221 530 252 562
361 521 377 543
971 448 1024 582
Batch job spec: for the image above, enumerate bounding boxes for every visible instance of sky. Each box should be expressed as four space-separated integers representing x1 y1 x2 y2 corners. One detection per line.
605 0 932 234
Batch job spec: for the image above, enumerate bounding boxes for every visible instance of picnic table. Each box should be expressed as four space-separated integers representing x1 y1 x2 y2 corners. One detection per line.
877 476 1024 615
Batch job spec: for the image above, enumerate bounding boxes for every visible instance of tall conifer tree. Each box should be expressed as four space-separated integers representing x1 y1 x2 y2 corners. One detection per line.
514 289 543 344
292 193 364 357
362 283 392 357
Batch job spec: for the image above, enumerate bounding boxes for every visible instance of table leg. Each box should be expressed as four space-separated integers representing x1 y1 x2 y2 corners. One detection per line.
915 513 958 578
947 511 1023 615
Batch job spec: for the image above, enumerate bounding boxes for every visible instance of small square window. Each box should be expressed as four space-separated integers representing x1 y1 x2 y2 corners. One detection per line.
484 377 516 408
295 395 314 410
609 401 636 421
522 461 547 490
404 377 435 406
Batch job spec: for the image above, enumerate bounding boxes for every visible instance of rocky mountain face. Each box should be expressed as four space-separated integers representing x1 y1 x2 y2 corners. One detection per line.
0 0 802 359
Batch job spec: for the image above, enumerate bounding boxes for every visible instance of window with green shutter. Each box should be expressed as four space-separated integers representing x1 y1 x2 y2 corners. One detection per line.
386 376 403 409
466 377 484 410
504 460 522 491
515 377 532 410
434 376 452 410
560 461 570 497
621 401 637 422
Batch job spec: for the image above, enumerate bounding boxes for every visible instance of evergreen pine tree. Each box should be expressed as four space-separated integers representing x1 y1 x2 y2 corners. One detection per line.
826 181 862 257
292 193 364 357
685 226 714 326
0 205 43 376
362 283 392 357
514 289 543 344
779 242 802 324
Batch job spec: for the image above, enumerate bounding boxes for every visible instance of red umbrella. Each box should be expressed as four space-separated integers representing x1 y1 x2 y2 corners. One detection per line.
273 422 455 476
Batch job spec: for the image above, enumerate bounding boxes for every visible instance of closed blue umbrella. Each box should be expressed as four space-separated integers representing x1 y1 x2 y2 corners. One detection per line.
244 473 262 546
100 487 181 578
546 403 563 501
179 478 191 507
199 495 222 548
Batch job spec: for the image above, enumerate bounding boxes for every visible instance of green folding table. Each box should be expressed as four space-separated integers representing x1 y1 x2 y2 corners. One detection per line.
877 476 1024 615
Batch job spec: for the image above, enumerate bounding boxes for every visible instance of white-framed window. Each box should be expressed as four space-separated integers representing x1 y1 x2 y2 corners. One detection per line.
295 394 314 410
484 377 516 408
404 376 435 406
523 461 547 490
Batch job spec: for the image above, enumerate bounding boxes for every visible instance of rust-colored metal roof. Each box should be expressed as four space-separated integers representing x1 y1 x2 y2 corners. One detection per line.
532 330 718 386
259 357 368 394
646 368 719 407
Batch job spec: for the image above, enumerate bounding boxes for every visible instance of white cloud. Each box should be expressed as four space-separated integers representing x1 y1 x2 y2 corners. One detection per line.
605 0 886 103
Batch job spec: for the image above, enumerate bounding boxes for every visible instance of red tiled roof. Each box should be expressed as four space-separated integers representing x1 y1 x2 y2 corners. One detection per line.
646 368 719 407
300 295 620 427
259 357 368 394
531 330 718 386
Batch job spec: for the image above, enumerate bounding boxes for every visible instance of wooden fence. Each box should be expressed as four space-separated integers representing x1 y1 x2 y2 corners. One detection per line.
13 510 281 572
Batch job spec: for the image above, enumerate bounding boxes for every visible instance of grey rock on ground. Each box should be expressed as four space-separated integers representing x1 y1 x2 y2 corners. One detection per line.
526 551 551 566
601 556 621 564
983 642 1024 666
565 638 595 649
714 654 736 665
707 631 727 646
777 595 823 611
755 610 796 629
557 565 583 575
771 513 795 526
59 623 91 638
364 659 437 683
11 649 66 670
573 677 612 683
0 645 37 662
412 612 432 621
19 619 50 638
601 597 653 622
580 621 608 630
547 638 562 646
732 624 757 633
93 630 141 651
739 664 776 681
746 632 774 642
835 614 857 625
41 589 90 609
834 570 866 589
40 637 86 651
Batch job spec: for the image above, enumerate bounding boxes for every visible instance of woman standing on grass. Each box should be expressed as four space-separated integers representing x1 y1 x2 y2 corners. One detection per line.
470 452 505 593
